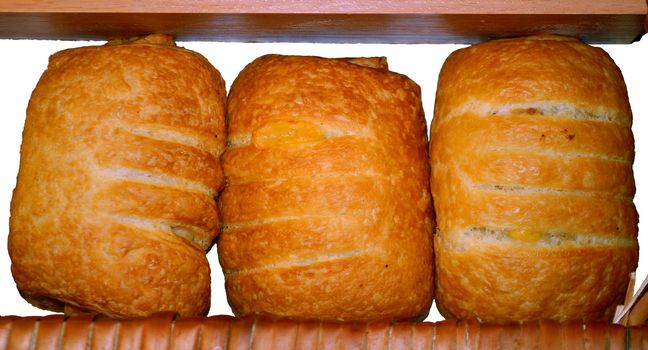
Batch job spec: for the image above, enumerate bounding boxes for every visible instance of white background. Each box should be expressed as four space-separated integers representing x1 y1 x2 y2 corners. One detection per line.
0 37 646 321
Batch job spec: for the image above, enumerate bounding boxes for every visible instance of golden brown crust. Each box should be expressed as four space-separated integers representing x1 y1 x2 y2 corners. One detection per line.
430 35 638 323
436 237 638 322
8 34 226 317
219 54 433 321
433 35 632 126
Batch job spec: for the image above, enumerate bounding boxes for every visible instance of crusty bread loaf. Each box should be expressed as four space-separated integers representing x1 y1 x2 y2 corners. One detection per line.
8 34 226 317
1 314 646 349
219 54 433 321
430 35 638 323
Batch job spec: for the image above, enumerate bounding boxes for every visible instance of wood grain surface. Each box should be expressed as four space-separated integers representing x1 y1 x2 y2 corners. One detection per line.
0 1 645 14
0 1 645 43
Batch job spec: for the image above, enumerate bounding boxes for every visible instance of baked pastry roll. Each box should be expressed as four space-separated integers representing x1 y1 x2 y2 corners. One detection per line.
219 54 433 321
431 35 638 323
8 34 226 317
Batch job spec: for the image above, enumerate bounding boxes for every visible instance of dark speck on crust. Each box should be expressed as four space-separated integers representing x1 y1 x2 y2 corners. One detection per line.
560 129 575 140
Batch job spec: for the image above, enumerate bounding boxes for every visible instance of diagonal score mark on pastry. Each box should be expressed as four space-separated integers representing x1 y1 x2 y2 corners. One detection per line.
94 181 220 250
8 34 226 317
219 54 434 321
442 227 636 249
438 100 631 128
122 123 226 157
222 249 371 276
99 167 217 197
105 213 214 250
437 113 634 163
484 149 630 164
430 35 638 323
472 183 634 202
224 136 387 186
224 173 386 187
220 213 378 271
455 150 634 201
445 161 637 241
220 176 390 225
220 213 369 231
464 154 634 198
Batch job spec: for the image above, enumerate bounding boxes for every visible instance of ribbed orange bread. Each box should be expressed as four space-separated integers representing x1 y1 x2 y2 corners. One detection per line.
8 34 226 317
430 35 638 323
219 55 434 321
2 314 647 349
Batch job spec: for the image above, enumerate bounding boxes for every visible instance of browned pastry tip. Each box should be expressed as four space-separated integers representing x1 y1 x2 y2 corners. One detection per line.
105 33 177 46
342 56 389 69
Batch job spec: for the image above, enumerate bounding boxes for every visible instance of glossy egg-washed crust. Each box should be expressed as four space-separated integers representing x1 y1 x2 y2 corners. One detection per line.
431 35 638 323
8 34 226 317
219 55 434 321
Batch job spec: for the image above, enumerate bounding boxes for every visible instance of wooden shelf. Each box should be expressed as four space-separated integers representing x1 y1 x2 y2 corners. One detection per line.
0 1 646 43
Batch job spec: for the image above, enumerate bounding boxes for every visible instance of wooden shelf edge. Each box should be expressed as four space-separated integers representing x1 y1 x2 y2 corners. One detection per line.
0 1 646 15
0 13 645 44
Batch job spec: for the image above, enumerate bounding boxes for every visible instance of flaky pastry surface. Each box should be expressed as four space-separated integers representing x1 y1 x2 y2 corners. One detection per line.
431 35 638 323
9 35 226 317
220 55 434 321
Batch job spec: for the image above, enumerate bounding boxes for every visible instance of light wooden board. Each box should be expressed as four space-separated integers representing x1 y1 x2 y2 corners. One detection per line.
0 1 645 43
